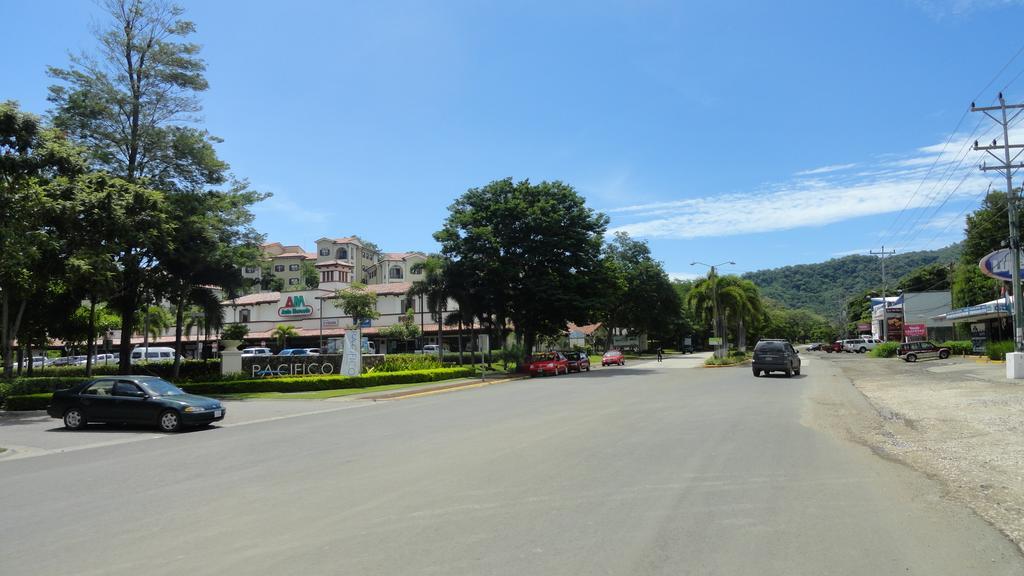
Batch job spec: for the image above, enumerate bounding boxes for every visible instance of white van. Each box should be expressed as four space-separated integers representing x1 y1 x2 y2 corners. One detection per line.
130 346 180 363
241 347 272 356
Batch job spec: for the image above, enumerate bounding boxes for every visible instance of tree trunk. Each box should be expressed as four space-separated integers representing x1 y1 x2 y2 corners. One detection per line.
2 297 27 379
523 329 536 370
2 291 9 378
457 319 464 365
85 298 97 377
118 307 136 375
172 295 186 378
737 316 746 352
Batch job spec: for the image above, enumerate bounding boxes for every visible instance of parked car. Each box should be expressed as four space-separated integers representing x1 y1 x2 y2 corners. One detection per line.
130 346 182 364
49 356 75 367
752 339 801 377
47 376 225 433
601 350 625 366
528 351 569 376
278 348 320 356
843 338 882 354
241 347 272 356
415 344 448 354
91 353 119 365
897 341 950 362
563 351 591 372
806 343 822 351
828 341 843 353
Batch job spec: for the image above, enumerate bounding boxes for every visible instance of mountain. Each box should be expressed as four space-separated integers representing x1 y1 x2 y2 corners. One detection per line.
742 243 963 320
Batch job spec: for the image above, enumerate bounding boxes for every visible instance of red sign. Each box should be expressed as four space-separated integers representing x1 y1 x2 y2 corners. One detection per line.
904 324 927 338
857 323 870 332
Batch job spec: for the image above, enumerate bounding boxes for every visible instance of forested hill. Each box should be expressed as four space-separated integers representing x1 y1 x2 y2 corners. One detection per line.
742 243 963 318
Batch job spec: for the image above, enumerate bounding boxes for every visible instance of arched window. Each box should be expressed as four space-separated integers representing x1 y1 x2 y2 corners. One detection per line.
239 309 251 323
336 247 348 260
389 266 403 280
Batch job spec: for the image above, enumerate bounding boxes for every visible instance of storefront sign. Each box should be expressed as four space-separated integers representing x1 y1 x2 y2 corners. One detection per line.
246 355 341 377
322 319 339 328
278 295 314 317
904 324 927 338
857 323 870 332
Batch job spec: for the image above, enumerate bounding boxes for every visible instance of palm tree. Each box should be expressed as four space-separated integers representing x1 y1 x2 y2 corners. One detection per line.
134 305 174 345
409 256 448 358
687 273 763 354
271 324 298 349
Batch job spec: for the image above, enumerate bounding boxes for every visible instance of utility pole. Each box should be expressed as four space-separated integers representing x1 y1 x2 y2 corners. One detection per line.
870 246 896 341
973 93 1024 352
691 261 735 359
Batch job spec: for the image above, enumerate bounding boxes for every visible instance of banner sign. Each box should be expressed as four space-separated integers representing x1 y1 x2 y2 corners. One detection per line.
341 330 362 376
708 337 723 346
979 249 1024 281
904 324 927 338
857 323 870 332
278 294 314 317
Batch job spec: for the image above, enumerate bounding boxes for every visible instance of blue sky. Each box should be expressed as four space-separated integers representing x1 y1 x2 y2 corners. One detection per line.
5 0 1024 279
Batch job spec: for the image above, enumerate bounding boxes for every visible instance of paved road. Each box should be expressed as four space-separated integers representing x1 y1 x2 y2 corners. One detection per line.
2 354 1022 575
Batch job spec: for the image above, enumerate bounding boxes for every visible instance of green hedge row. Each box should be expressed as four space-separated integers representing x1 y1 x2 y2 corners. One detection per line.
0 377 88 407
868 342 901 358
367 354 442 373
986 340 1015 361
5 393 52 411
180 367 477 395
21 360 222 381
938 340 973 355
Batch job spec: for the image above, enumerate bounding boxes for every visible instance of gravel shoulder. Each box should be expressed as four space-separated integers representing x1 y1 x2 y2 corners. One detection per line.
804 352 1024 552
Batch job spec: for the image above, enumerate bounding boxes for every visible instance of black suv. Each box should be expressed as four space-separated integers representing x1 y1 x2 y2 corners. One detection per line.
752 339 801 377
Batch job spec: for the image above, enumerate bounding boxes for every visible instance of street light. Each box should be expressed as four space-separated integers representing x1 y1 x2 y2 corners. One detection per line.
691 261 735 359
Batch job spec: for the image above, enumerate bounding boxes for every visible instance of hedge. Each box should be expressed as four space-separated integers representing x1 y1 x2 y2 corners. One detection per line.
180 367 477 395
5 393 52 411
366 354 442 373
21 360 221 381
868 342 901 358
939 340 973 355
986 340 1015 361
0 377 88 407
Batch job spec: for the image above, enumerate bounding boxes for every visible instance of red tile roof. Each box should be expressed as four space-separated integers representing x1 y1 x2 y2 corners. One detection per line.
222 292 281 306
364 282 413 295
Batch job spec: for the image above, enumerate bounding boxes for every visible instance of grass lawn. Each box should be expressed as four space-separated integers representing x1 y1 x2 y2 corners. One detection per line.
215 375 494 400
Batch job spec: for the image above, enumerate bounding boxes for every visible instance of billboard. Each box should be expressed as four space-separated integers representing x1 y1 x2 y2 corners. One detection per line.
979 249 1023 281
904 324 927 338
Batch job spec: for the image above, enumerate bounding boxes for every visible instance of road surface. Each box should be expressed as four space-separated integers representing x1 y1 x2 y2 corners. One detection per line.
2 353 1021 575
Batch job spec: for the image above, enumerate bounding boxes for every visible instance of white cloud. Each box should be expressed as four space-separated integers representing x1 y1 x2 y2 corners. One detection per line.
605 126 1016 241
795 163 857 176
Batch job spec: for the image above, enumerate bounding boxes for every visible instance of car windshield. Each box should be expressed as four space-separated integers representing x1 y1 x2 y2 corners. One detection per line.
755 341 785 352
139 379 185 396
532 353 557 362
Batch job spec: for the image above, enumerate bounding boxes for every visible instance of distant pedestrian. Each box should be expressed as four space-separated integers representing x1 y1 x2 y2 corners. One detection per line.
657 347 663 362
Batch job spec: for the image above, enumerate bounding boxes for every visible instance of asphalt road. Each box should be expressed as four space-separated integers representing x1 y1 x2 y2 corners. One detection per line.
2 353 1022 575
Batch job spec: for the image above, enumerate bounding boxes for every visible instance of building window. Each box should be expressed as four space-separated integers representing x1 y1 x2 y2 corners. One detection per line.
288 277 300 285
337 247 348 260
239 309 251 323
243 266 257 274
389 266 403 280
274 264 285 272
289 264 300 271
319 248 330 256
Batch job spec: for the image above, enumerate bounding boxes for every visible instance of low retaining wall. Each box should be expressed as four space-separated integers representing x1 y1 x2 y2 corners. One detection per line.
243 354 385 378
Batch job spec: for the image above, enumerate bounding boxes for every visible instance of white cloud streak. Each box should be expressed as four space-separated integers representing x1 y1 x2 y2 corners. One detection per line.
605 128 1014 241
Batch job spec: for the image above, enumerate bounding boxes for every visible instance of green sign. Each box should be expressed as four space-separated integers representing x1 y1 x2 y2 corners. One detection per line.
709 337 723 346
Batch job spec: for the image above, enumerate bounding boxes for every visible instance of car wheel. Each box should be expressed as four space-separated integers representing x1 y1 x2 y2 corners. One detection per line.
906 353 917 363
63 408 86 430
785 368 792 378
794 367 801 376
939 350 950 360
158 410 182 433
753 369 760 377
859 347 867 353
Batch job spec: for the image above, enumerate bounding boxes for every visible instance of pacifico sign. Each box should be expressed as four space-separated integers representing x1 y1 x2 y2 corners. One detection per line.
278 295 314 317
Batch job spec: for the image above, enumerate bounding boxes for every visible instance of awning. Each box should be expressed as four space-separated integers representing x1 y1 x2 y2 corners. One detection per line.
932 297 1011 322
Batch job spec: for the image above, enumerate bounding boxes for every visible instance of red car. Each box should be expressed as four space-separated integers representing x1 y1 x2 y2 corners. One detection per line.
528 351 569 376
601 350 625 366
563 351 591 372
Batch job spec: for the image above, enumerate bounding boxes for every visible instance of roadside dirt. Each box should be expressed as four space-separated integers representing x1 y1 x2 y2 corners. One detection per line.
803 353 1024 552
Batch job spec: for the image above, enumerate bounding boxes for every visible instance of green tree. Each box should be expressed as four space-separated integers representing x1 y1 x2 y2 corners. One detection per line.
379 308 421 351
0 102 85 377
48 0 246 373
134 305 174 344
434 178 609 361
301 260 319 290
897 263 951 292
601 232 681 350
951 189 1015 308
333 283 380 328
271 324 298 349
687 273 763 354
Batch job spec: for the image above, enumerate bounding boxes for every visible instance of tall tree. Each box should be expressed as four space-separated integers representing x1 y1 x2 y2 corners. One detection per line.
601 232 680 349
0 102 84 377
408 255 448 358
435 178 609 360
48 0 244 373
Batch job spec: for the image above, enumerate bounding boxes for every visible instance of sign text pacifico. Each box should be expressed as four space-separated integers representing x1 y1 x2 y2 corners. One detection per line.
278 294 314 317
251 362 335 377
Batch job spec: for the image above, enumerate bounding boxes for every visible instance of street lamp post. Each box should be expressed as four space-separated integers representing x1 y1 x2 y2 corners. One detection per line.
691 261 736 359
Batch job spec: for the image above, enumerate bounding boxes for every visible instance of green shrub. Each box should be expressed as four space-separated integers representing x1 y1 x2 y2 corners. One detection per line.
939 340 973 355
367 354 442 373
986 340 1015 361
180 367 476 395
27 359 221 381
704 354 749 366
0 377 87 407
5 393 52 411
868 342 901 358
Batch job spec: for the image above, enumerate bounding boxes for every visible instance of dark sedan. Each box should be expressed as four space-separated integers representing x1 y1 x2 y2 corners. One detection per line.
563 351 591 372
47 376 225 433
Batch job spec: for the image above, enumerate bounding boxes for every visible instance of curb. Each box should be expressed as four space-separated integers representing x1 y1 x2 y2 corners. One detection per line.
701 358 752 368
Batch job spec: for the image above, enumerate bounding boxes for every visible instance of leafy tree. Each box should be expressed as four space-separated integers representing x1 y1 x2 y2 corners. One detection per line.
134 305 174 343
687 273 764 353
379 308 421 351
0 102 85 377
951 189 1016 308
434 178 609 360
601 232 680 350
301 260 319 290
897 263 951 292
271 324 298 349
48 0 249 373
333 283 380 328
